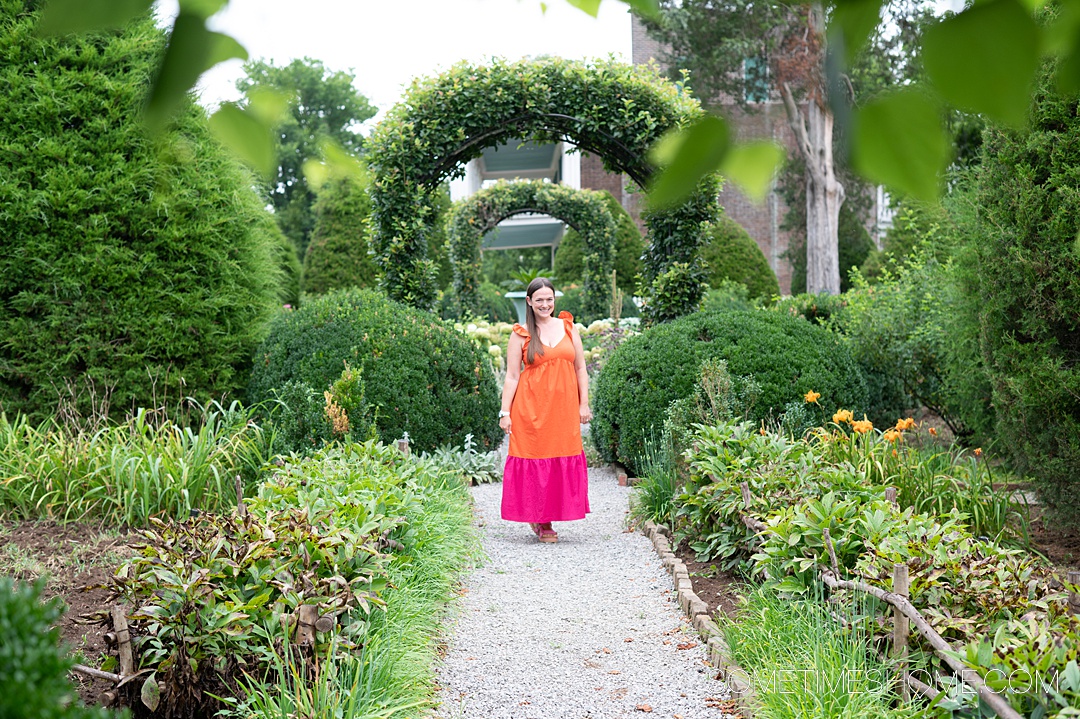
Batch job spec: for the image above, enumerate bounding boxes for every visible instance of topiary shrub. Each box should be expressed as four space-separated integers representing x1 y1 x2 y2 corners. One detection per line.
591 309 868 472
553 190 644 295
272 228 302 307
302 174 380 296
249 288 501 451
973 64 1080 523
0 5 282 420
700 216 779 300
0 579 111 719
555 285 639 322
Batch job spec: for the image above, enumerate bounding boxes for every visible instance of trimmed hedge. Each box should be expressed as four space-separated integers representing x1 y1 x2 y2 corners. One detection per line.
0 6 282 419
302 174 380 296
973 65 1080 522
591 310 868 472
700 216 779 300
554 190 644 296
248 289 502 451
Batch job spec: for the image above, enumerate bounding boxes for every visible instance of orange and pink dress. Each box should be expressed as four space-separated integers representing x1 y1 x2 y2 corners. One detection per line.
501 311 590 523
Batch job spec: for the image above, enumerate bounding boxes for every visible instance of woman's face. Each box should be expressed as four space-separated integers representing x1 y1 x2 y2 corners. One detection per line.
528 286 555 318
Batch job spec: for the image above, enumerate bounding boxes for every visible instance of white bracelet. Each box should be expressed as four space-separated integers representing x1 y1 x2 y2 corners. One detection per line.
498 410 510 418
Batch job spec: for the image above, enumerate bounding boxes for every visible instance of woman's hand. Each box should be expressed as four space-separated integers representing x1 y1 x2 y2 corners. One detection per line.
500 415 512 434
579 403 592 424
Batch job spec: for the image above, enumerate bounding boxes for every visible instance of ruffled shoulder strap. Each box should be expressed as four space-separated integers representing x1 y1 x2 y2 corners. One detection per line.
558 311 575 336
511 323 530 339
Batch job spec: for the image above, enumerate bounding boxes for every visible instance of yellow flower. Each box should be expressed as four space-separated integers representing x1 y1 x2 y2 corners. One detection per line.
851 417 873 434
832 409 854 424
804 390 821 404
895 417 915 431
883 429 902 443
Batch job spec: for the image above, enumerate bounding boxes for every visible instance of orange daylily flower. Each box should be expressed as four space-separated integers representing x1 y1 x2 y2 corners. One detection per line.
804 390 821 404
883 429 902 443
895 417 915 431
928 427 938 436
851 417 873 434
974 447 982 457
832 409 854 424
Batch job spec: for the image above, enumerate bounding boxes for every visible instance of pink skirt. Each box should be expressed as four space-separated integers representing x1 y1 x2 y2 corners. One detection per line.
501 452 590 522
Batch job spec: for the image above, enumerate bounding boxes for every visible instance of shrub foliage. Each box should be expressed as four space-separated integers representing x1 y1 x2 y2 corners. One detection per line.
554 190 644 296
302 174 380 296
591 309 867 471
973 66 1080 522
249 289 501 451
0 5 282 419
700 215 779 300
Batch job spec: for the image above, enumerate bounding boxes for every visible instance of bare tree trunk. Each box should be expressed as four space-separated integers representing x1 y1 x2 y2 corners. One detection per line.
778 1 844 295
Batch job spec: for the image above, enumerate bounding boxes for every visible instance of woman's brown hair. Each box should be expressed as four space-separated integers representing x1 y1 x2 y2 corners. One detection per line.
524 277 555 365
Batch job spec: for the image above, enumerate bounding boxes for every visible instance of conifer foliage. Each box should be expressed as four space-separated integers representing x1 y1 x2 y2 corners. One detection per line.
0 3 283 419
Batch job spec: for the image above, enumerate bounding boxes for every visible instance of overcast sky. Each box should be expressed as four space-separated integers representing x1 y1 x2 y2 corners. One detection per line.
156 0 633 128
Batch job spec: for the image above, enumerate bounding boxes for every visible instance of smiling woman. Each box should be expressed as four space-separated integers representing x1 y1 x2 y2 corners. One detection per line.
498 278 592 543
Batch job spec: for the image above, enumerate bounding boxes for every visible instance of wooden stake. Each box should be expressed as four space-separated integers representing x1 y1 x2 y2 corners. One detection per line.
314 614 336 633
739 481 752 510
892 562 911 702
396 437 410 457
110 606 134 678
885 486 897 508
1068 571 1080 616
823 528 839 575
235 474 246 518
71 664 123 683
295 604 318 647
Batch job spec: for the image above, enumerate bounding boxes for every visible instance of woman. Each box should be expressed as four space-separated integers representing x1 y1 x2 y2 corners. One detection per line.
499 277 591 543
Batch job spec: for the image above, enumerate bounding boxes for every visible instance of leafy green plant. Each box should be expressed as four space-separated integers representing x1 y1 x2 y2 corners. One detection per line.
628 431 680 529
553 190 644 297
248 288 501 452
419 434 501 486
0 578 114 719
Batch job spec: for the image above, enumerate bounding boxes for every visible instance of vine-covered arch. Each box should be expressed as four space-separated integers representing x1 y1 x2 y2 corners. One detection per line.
367 57 721 320
447 180 616 319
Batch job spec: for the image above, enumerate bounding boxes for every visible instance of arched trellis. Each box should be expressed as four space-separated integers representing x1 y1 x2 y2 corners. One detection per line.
446 180 616 320
367 57 721 320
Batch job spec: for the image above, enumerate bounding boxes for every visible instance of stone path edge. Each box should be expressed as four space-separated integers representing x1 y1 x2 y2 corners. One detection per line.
640 517 757 718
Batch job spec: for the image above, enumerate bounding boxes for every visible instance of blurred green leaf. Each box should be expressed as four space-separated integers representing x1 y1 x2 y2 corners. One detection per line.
36 0 152 35
852 88 949 202
565 0 602 16
619 0 660 19
303 138 366 190
647 115 730 209
144 11 247 131
828 0 885 65
208 104 275 177
178 0 230 18
719 141 785 203
922 0 1040 128
244 85 293 126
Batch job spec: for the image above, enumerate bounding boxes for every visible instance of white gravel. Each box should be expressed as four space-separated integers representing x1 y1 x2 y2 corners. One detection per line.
433 465 734 719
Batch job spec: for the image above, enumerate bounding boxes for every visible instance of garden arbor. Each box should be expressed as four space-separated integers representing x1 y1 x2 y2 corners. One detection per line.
447 181 616 319
367 57 721 321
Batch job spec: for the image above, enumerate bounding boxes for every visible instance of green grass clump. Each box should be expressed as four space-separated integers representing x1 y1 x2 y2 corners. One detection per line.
720 585 905 719
0 401 274 526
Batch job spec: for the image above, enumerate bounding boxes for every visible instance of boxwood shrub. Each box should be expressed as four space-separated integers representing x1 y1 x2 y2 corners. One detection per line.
700 216 779 301
553 190 644 296
249 288 501 451
591 309 868 472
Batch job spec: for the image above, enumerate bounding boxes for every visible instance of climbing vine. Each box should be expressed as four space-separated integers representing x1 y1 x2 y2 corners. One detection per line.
366 57 720 320
446 181 615 320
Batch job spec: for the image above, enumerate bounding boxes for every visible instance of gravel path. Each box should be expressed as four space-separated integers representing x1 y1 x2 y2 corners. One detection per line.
433 466 733 719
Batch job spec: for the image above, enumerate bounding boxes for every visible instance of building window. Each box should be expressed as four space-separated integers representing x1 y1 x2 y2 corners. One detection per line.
743 57 770 103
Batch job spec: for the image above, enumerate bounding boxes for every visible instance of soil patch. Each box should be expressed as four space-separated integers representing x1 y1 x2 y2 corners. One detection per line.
0 519 135 707
672 540 742 619
1028 505 1080 570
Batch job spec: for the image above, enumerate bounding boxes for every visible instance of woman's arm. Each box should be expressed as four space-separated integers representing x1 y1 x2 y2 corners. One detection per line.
499 332 524 434
571 326 592 424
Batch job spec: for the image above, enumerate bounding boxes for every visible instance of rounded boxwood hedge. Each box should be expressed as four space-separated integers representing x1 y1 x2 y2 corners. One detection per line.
0 6 283 420
591 309 868 472
248 288 501 452
700 216 779 300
